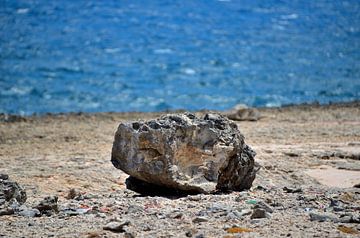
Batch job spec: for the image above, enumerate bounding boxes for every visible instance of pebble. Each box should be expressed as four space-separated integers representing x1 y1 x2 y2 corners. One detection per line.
66 188 82 200
103 220 131 233
283 187 302 193
254 201 274 213
126 205 143 214
35 196 58 215
192 216 209 223
167 211 184 219
62 208 90 216
339 216 352 223
250 208 271 219
0 207 14 216
235 209 252 217
18 208 41 217
309 212 339 222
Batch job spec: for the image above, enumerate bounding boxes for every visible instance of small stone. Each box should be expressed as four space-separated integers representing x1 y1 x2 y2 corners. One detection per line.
339 216 352 223
309 212 339 222
350 215 360 223
66 188 81 200
192 216 209 223
103 220 130 233
207 204 229 213
62 207 90 216
254 201 273 213
18 208 41 217
167 211 184 219
195 234 205 238
250 208 271 219
0 207 14 216
236 209 252 217
224 104 261 121
0 174 9 180
35 196 58 215
185 230 193 237
126 205 143 214
283 187 302 193
124 232 135 238
141 224 151 231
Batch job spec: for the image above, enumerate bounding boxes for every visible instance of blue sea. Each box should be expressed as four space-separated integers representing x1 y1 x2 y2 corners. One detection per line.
1 0 359 115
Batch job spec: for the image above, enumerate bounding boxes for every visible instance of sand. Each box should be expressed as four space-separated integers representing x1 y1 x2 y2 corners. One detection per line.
0 102 359 237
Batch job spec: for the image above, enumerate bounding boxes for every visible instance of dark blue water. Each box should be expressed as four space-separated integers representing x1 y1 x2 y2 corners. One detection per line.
1 0 360 115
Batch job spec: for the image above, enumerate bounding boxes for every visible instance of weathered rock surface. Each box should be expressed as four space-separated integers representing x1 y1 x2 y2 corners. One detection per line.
0 174 26 207
223 104 261 121
111 113 257 193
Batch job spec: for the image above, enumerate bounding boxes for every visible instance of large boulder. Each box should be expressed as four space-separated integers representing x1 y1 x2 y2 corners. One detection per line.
111 113 257 194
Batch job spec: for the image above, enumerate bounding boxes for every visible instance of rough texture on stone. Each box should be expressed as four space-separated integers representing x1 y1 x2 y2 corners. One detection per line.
111 113 257 193
0 174 27 206
223 104 261 121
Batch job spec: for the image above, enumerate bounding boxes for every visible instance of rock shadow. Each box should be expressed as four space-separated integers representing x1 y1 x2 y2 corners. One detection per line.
125 176 201 198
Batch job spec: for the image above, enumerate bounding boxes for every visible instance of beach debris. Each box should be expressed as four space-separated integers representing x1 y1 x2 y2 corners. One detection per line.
226 227 253 233
337 225 359 234
223 104 261 121
111 113 257 194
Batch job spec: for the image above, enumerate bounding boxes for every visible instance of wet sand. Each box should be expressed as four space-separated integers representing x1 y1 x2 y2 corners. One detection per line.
0 102 360 237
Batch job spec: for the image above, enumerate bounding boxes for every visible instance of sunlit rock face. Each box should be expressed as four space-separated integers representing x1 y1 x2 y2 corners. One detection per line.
111 113 257 194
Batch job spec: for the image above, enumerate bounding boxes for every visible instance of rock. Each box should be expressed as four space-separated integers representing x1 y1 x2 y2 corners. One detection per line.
339 216 352 223
223 104 261 121
185 230 193 237
192 216 209 223
250 208 271 219
35 196 58 215
18 207 41 217
350 215 360 224
195 234 205 238
254 201 274 213
126 204 144 214
111 113 257 194
124 231 136 238
309 212 339 222
62 208 90 216
66 188 82 200
236 209 252 217
283 186 302 193
0 174 27 206
0 174 9 180
103 220 131 233
0 207 14 216
167 211 184 219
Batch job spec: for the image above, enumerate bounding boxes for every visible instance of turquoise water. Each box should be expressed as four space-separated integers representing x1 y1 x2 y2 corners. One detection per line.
1 0 360 115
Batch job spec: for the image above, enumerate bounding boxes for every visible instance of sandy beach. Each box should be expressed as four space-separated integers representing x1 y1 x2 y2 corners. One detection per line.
1 102 360 237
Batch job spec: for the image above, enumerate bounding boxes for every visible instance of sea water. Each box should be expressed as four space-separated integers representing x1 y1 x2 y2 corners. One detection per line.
1 0 359 115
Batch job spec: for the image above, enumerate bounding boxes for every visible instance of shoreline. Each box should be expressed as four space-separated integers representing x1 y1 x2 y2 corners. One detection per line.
1 100 359 237
1 100 359 122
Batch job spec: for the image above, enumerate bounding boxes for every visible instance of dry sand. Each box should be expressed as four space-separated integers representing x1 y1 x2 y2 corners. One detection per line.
0 102 360 237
